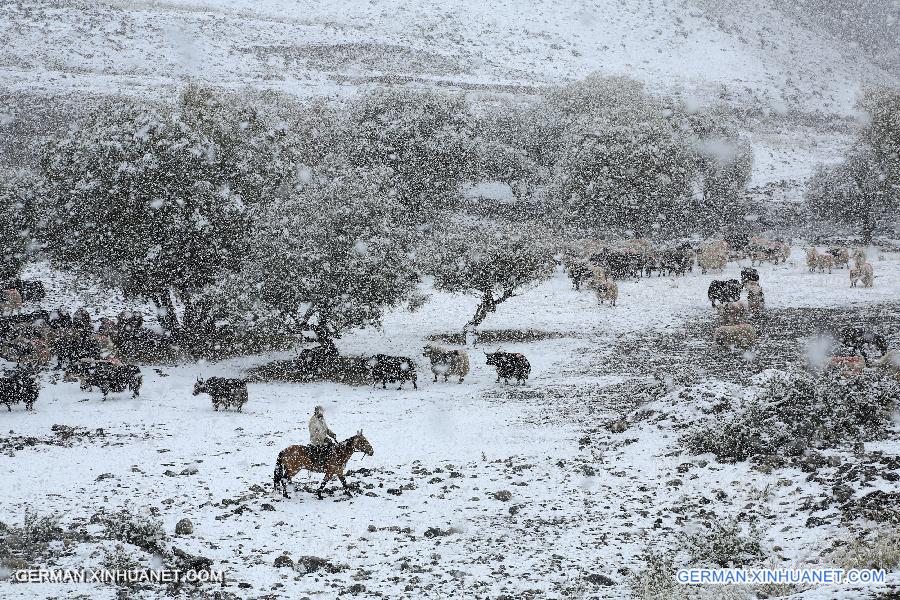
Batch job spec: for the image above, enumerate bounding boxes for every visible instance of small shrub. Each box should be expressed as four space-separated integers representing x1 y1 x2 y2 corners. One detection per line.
682 517 764 568
98 508 166 555
630 549 679 600
684 371 899 462
0 509 63 565
428 329 564 345
247 353 371 386
101 544 143 588
830 530 900 571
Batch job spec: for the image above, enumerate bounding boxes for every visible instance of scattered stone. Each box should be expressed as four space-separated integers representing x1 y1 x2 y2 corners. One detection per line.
585 573 616 586
274 554 294 569
175 518 193 535
606 420 628 433
424 527 454 538
296 556 345 574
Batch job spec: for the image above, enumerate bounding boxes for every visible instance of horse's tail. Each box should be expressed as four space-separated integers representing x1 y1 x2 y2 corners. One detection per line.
273 453 286 491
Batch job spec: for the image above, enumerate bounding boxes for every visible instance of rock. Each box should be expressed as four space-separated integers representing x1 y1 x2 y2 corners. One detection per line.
676 463 691 474
180 467 199 476
172 547 212 572
274 554 294 569
296 555 345 574
367 524 378 532
163 470 177 477
585 573 616 586
606 419 628 433
492 490 512 502
508 505 520 516
386 488 402 496
175 518 193 535
346 584 366 595
238 582 252 589
260 503 275 511
424 527 454 538
95 473 114 482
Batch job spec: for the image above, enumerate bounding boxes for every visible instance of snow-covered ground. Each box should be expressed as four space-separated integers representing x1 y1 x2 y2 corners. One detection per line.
2 247 899 598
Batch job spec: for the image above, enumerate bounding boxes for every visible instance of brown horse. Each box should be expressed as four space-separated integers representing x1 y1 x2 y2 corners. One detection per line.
273 431 374 499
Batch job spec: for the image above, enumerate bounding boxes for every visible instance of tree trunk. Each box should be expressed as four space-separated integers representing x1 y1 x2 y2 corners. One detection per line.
465 288 514 331
306 320 338 355
152 291 181 340
861 213 876 245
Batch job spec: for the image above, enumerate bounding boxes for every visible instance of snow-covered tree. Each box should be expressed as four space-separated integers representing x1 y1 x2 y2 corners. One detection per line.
543 75 698 235
338 88 477 217
683 111 754 235
806 87 899 242
0 169 41 280
38 85 297 337
473 100 559 201
806 147 893 243
422 222 554 331
244 160 420 351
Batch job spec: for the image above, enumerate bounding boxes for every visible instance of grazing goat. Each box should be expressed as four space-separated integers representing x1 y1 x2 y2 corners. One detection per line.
748 238 790 265
422 345 470 383
714 324 757 350
827 247 850 269
850 261 874 288
805 248 833 273
698 245 727 274
590 277 618 307
193 377 249 411
744 282 765 317
717 300 748 325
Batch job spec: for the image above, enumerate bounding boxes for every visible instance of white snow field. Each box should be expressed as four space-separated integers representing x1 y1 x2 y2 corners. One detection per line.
1 0 896 113
1 248 899 598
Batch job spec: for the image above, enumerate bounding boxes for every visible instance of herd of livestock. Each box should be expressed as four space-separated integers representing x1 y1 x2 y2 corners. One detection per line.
1 236 897 413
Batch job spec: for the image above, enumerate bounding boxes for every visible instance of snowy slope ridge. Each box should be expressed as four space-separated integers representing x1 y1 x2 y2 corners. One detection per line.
0 0 896 115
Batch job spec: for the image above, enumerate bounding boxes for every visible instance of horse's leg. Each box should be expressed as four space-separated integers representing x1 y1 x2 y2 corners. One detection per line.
317 474 332 500
338 473 351 497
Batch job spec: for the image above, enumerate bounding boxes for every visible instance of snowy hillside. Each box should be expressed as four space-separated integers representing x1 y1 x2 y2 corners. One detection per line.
1 0 896 114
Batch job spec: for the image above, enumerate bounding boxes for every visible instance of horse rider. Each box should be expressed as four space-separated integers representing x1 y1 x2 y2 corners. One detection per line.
308 405 338 468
